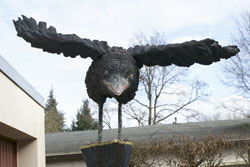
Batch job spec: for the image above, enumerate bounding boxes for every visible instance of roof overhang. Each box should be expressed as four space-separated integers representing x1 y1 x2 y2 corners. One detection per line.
0 55 44 108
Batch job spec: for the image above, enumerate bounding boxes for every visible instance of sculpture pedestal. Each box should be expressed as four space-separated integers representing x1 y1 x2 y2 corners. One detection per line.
80 140 132 167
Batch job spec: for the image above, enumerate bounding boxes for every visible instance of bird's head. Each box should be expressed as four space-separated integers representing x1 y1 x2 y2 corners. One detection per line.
98 51 139 98
102 67 135 96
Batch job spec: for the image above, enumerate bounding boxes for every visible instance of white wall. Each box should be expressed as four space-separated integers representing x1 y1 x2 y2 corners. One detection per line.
0 71 45 167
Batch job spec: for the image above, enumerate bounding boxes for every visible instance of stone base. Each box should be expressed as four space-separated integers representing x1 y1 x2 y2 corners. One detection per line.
80 140 132 167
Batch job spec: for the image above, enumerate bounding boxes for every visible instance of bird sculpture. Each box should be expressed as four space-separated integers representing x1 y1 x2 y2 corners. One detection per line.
13 15 239 142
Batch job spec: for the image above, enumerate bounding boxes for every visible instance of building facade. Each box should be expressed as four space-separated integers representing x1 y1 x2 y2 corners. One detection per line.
0 55 45 167
46 118 250 167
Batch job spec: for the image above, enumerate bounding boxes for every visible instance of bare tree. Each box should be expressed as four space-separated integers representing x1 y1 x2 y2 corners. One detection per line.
189 111 223 122
221 10 250 97
125 31 208 126
190 96 250 122
219 10 250 118
91 99 116 129
102 100 118 129
233 139 250 165
130 136 226 167
217 96 250 119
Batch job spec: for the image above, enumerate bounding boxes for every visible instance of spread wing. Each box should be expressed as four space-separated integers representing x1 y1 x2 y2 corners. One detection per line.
128 38 240 68
13 15 110 60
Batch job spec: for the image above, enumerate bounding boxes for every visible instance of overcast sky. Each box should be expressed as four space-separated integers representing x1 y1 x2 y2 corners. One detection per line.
1 0 250 128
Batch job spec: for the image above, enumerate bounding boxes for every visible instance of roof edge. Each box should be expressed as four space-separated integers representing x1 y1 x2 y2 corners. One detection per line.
0 55 45 108
46 151 81 157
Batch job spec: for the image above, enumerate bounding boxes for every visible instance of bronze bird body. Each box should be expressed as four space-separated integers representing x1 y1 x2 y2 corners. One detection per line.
13 15 240 142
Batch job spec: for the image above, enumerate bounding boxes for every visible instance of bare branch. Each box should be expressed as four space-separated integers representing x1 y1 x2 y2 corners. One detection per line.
133 99 150 109
221 10 250 98
126 31 208 126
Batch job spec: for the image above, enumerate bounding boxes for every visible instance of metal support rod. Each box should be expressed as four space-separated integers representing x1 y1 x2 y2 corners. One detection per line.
98 103 103 142
118 103 122 140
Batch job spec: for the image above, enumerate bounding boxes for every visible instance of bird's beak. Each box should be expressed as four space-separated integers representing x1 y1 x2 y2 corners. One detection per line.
103 75 129 96
222 45 240 57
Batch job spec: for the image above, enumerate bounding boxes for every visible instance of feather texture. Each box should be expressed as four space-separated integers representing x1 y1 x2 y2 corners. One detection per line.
13 15 110 60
